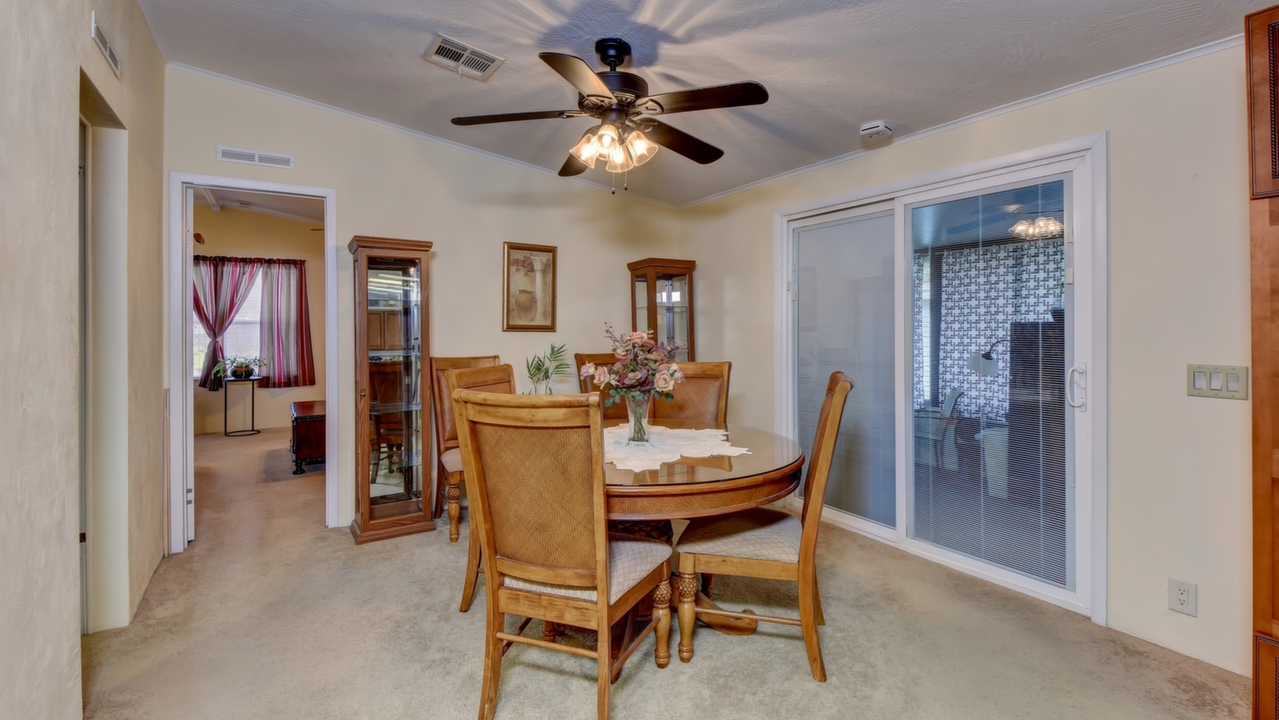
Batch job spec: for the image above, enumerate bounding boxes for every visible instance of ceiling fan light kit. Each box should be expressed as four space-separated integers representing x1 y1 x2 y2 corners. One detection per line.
450 37 768 181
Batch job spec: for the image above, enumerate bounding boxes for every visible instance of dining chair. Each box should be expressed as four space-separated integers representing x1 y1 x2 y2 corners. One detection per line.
934 387 964 469
444 364 516 613
574 352 628 421
452 389 673 720
672 371 852 680
652 361 730 428
430 356 501 536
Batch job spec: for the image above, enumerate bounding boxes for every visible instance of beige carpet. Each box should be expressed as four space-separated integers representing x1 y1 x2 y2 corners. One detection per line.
82 428 1249 719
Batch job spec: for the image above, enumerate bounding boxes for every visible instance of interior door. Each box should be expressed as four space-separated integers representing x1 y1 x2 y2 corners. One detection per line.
184 185 196 543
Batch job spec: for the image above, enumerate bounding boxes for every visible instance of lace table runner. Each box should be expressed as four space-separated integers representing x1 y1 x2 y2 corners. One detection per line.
603 425 752 472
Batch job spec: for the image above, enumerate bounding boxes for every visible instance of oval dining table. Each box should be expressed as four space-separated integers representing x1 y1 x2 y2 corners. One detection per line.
602 421 806 635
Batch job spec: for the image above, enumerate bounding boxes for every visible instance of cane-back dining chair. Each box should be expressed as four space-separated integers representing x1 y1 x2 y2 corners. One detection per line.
452 389 673 720
652 361 730 428
430 356 501 537
443 364 516 613
574 352 628 421
672 371 852 680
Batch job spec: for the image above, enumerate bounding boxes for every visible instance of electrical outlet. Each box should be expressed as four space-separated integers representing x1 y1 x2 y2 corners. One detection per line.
1169 579 1198 617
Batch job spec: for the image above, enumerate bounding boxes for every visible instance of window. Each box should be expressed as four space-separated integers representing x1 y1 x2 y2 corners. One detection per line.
193 274 262 378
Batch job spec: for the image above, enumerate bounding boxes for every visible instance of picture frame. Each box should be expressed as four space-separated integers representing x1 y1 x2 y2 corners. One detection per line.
1248 6 1279 198
502 242 557 332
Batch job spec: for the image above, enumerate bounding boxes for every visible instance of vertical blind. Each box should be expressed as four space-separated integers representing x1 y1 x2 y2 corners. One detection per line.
910 180 1072 589
796 211 896 527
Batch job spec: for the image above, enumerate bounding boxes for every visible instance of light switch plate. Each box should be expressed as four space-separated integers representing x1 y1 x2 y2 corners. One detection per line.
1186 364 1248 400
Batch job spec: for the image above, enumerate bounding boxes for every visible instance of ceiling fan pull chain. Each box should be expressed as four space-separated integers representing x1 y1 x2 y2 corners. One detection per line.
624 170 629 192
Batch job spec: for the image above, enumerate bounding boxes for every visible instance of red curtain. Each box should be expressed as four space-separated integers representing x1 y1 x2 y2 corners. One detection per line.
259 259 316 388
193 256 262 392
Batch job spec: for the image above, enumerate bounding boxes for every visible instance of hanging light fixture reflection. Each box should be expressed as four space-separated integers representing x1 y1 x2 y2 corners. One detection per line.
1009 216 1064 240
568 120 659 174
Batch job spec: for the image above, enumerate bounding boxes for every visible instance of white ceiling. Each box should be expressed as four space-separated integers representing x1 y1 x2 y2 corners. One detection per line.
193 187 325 224
142 0 1252 206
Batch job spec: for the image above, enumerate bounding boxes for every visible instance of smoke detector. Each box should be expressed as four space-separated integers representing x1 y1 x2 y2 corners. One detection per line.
424 35 505 82
860 120 893 142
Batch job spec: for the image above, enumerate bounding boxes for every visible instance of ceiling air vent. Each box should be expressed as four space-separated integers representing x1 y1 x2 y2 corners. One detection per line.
216 145 295 169
423 34 504 82
90 12 121 78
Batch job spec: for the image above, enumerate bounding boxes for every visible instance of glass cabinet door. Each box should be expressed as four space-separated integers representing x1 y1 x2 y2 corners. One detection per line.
655 273 690 362
366 257 423 516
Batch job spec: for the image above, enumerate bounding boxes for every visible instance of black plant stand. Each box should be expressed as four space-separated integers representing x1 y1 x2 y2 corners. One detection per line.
223 376 263 437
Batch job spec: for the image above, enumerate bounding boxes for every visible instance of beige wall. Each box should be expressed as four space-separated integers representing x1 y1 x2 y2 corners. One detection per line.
676 47 1251 674
1 0 165 715
163 67 681 528
192 207 326 433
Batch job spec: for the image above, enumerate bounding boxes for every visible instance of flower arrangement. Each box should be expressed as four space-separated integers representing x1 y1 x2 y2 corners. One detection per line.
579 325 684 442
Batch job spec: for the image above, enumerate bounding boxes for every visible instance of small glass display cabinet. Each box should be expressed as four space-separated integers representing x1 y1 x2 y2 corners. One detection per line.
629 258 696 362
350 235 435 543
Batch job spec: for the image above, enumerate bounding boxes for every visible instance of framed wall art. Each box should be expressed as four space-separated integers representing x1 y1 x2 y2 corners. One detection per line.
502 242 557 332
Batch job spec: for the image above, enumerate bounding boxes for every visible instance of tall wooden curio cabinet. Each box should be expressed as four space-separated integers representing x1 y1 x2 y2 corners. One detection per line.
629 258 696 361
350 236 435 544
1250 6 1279 718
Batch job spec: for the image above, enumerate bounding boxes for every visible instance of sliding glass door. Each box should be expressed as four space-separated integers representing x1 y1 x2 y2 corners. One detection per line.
794 206 896 528
908 179 1074 590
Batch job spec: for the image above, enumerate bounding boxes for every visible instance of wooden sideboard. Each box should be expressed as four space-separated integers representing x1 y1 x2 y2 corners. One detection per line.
290 401 326 474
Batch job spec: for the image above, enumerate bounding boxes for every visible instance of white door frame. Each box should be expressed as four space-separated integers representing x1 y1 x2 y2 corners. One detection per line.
773 133 1109 625
167 172 340 553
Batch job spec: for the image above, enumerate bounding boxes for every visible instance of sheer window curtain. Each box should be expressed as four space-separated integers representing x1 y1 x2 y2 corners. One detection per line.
193 256 263 392
259 259 316 388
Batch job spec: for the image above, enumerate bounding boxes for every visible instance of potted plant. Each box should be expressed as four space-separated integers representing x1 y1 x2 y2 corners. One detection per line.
212 355 268 381
579 325 684 444
524 343 571 395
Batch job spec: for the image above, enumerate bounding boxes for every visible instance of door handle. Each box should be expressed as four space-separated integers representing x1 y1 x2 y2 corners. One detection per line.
1067 364 1086 410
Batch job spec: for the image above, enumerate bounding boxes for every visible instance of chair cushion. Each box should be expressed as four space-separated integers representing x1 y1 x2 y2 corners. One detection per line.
675 507 802 563
503 534 671 604
440 447 463 473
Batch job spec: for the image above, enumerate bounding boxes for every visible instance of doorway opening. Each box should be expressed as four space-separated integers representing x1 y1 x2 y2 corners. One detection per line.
168 175 339 553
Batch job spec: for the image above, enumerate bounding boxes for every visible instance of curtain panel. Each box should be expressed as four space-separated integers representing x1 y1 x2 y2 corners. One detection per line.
193 256 263 392
259 259 316 388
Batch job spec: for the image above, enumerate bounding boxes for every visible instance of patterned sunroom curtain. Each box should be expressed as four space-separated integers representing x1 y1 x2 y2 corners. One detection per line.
259 259 316 388
193 256 263 392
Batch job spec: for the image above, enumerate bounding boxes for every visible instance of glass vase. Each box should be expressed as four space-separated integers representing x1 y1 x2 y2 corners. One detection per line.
625 393 651 444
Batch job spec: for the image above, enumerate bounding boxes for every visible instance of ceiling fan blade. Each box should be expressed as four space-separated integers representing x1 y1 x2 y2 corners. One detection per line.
451 110 583 126
558 154 590 177
638 120 724 165
539 52 615 101
636 81 768 115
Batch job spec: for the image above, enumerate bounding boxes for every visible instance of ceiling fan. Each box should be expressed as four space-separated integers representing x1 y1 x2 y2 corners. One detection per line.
451 38 768 177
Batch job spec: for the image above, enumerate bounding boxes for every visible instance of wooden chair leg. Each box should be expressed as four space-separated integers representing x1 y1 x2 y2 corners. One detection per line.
479 609 503 720
676 569 698 663
814 572 825 626
597 624 611 720
654 580 672 669
447 471 463 542
460 519 483 613
798 571 827 682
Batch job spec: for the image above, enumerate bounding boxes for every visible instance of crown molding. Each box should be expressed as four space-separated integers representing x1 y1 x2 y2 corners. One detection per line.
678 33 1244 209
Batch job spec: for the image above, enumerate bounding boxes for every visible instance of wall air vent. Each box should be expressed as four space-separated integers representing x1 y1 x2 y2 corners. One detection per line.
423 34 504 82
216 145 295 169
91 12 121 78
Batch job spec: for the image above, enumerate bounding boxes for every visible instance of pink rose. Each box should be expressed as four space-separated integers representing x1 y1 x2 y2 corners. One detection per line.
654 370 674 393
579 363 596 379
593 366 611 387
627 331 648 344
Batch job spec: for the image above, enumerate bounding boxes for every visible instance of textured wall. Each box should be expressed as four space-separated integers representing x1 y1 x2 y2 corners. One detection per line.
192 207 327 433
0 0 85 717
163 67 681 528
677 47 1251 674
